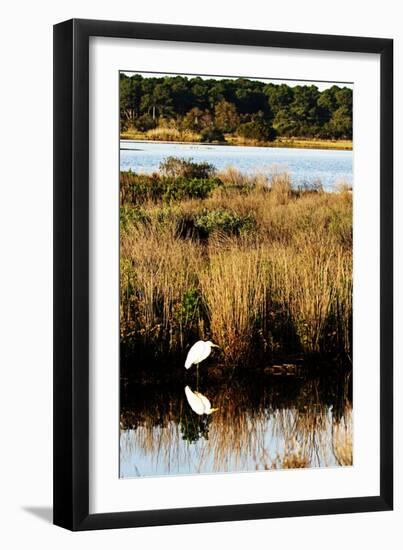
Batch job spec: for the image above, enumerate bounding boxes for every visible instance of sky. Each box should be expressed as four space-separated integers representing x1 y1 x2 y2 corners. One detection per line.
122 71 353 91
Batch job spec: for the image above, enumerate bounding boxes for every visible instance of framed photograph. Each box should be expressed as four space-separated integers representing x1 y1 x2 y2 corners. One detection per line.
53 19 393 530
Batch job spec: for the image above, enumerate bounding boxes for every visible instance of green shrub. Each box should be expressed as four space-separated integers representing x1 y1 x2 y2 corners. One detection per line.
162 177 222 201
237 120 276 142
200 127 226 143
120 172 163 203
159 157 216 179
134 113 157 132
194 208 256 237
120 119 129 132
120 205 150 229
120 171 221 204
180 288 203 326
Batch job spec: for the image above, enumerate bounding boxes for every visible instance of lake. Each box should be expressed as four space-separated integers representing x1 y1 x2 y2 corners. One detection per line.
120 140 353 191
120 369 352 478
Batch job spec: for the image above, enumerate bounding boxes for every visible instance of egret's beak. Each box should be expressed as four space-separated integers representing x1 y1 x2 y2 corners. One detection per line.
210 407 219 413
211 344 220 348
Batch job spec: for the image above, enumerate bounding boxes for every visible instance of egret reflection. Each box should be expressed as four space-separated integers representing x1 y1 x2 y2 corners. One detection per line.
184 385 219 415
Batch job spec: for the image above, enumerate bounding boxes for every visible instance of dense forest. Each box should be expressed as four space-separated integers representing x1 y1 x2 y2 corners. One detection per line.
120 73 353 142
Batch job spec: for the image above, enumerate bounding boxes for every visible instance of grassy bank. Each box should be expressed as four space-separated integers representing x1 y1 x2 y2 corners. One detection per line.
225 135 352 150
120 127 352 150
120 158 352 373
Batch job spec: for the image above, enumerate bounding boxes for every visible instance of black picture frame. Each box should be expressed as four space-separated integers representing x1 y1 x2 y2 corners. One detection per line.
53 18 393 531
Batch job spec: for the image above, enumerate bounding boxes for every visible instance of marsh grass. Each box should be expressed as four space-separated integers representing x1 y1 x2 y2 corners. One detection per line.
270 232 352 353
120 162 352 369
120 127 352 150
145 127 200 142
120 221 204 357
200 239 268 361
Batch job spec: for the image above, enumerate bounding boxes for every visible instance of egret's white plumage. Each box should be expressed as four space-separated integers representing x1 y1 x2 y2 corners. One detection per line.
184 340 219 369
184 386 218 415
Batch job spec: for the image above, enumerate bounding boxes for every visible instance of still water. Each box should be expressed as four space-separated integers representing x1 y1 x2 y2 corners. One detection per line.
120 371 352 478
120 141 353 191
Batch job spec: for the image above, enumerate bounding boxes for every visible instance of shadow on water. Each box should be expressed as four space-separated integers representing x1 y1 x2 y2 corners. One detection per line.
120 360 352 478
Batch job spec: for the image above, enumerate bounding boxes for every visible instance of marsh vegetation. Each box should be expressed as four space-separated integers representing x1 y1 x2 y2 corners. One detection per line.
120 157 352 379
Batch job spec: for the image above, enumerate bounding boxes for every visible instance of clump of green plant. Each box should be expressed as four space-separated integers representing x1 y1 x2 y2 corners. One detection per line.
162 177 222 202
237 118 277 142
159 157 216 179
200 127 226 143
120 171 222 204
194 208 256 237
180 411 210 444
120 171 161 204
120 205 150 229
134 113 157 132
180 288 203 329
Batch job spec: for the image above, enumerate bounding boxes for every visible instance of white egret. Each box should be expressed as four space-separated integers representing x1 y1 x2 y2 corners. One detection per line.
185 340 219 369
184 386 218 415
184 340 219 387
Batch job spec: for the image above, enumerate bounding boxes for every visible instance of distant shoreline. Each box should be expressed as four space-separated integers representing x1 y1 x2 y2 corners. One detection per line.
120 134 352 151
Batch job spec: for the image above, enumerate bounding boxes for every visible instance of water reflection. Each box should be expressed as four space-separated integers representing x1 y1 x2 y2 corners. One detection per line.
184 385 219 415
120 370 352 477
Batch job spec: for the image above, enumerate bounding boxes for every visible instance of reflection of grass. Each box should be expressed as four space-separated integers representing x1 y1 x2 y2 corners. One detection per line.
332 413 353 466
206 379 352 471
120 374 353 474
271 448 310 469
120 161 352 367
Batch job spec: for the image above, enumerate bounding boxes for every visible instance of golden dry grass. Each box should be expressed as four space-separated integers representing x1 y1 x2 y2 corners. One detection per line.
200 239 268 361
120 128 352 150
120 168 352 363
120 221 204 351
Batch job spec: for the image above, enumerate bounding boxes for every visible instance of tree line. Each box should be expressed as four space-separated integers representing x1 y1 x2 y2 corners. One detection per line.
120 73 352 141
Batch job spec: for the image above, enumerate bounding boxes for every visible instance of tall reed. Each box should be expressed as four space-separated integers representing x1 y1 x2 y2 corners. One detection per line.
270 231 352 352
200 236 268 361
120 220 204 356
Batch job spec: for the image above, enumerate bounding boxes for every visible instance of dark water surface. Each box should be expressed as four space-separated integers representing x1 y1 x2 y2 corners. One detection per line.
120 366 352 478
